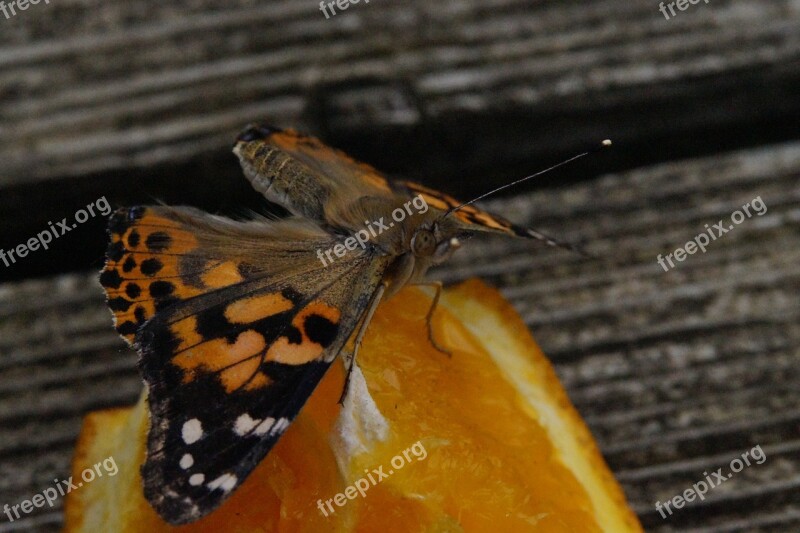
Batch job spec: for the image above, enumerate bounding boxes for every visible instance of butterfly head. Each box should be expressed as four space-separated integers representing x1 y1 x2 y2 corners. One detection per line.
382 216 466 295
410 223 462 265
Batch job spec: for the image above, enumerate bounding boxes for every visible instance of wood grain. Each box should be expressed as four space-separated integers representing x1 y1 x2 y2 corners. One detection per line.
1 0 799 186
1 0 799 531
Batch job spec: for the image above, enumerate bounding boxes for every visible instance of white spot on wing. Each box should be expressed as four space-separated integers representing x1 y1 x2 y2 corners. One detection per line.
232 415 290 437
188 473 204 486
180 454 194 469
182 419 203 444
254 416 275 436
234 413 260 436
270 417 290 436
207 473 237 492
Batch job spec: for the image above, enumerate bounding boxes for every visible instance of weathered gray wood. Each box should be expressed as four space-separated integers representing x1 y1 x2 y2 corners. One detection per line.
3 0 800 283
1 0 799 186
1 0 799 531
0 141 798 531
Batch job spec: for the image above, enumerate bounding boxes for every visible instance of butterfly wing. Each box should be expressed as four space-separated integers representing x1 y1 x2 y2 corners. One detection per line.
233 124 581 252
101 206 388 524
393 179 586 252
233 125 395 223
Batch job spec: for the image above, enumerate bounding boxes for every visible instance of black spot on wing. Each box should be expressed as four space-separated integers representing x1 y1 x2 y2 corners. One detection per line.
108 297 133 312
116 320 138 336
126 283 142 299
108 210 130 235
108 206 145 236
304 314 339 347
284 325 303 345
122 257 137 272
194 305 236 342
150 281 175 298
146 231 172 252
127 230 141 248
141 258 164 276
106 241 125 262
99 269 123 289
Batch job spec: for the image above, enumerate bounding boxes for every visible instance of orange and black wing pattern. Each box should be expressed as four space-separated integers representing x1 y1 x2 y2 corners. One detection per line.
100 206 385 524
394 179 585 252
395 180 516 234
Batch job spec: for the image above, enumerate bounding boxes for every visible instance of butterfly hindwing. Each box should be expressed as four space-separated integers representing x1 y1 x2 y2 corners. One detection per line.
101 206 388 524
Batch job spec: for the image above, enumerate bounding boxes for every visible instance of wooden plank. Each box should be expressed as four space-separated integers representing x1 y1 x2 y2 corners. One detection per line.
1 0 799 187
3 0 800 282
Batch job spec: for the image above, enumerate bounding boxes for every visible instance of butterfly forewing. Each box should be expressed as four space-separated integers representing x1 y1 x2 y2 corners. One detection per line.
101 206 387 524
234 126 544 241
234 126 395 223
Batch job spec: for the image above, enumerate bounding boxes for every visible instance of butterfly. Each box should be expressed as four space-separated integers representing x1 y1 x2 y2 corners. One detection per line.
99 123 589 524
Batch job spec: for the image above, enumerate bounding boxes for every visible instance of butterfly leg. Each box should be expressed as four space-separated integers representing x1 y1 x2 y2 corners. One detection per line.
412 281 451 357
338 283 386 405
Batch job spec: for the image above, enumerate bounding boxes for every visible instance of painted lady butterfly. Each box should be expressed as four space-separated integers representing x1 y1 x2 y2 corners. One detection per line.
100 124 597 524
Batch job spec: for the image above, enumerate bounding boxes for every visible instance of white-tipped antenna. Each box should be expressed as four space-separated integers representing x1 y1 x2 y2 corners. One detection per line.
444 139 612 217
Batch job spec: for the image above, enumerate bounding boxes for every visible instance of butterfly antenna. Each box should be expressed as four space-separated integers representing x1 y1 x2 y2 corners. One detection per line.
444 139 612 217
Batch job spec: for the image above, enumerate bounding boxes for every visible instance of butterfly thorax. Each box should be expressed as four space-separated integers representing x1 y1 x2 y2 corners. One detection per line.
327 196 464 297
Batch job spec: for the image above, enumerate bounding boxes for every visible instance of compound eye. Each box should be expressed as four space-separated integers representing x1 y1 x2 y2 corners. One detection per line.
411 229 436 257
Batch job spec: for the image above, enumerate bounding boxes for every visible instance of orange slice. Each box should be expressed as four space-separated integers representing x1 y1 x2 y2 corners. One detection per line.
64 280 642 532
